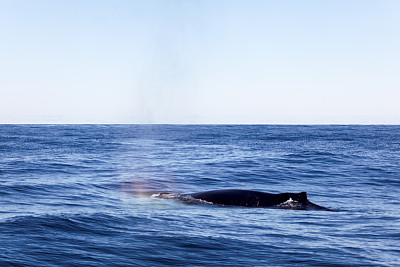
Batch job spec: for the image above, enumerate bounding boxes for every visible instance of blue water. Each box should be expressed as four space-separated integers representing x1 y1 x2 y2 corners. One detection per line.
1 125 399 266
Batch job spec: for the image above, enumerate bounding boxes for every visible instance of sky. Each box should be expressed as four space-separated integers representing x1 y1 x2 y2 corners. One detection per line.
0 0 399 124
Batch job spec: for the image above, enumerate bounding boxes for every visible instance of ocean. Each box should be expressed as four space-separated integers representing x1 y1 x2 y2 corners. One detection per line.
1 125 399 266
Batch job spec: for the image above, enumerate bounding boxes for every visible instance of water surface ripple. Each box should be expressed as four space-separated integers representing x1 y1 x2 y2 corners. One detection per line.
1 125 399 266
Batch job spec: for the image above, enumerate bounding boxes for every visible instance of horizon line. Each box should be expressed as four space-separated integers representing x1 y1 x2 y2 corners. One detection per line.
1 123 399 126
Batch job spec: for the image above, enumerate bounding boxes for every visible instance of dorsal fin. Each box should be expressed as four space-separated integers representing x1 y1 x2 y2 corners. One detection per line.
298 192 308 203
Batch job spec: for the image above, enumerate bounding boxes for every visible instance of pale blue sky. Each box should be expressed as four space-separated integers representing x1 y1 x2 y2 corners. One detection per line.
1 0 399 124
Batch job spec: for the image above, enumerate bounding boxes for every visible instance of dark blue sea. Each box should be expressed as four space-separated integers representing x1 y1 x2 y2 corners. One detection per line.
1 125 399 266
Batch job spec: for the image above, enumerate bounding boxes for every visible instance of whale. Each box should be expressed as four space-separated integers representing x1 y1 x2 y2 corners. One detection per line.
179 189 335 211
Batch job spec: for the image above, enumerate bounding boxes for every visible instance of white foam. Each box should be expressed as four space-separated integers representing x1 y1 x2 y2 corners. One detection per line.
151 193 178 199
275 198 303 209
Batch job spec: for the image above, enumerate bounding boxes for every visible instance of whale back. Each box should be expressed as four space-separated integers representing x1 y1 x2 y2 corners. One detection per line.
188 189 309 207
